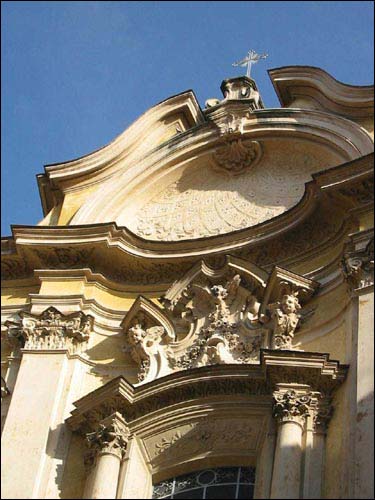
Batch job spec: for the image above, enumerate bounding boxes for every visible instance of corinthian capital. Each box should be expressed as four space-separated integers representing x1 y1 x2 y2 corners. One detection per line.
273 386 312 426
86 413 129 461
5 307 93 352
310 394 333 434
343 232 374 292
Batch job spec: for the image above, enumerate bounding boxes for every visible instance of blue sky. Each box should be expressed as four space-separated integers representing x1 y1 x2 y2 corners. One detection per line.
2 1 374 235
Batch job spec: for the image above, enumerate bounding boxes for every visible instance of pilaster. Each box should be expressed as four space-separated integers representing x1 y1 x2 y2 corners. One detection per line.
1 306 93 499
343 230 374 499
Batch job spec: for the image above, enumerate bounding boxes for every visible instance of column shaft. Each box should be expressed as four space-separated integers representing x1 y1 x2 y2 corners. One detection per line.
89 453 122 499
270 420 303 499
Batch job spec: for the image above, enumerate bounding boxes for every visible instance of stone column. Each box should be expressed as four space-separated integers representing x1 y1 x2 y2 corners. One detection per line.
270 384 311 499
84 413 129 499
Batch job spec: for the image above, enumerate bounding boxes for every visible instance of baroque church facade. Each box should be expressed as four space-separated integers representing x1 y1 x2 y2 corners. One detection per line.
1 66 374 499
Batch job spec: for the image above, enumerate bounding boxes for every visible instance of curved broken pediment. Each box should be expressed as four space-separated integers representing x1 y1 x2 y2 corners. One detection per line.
71 110 372 241
122 257 319 384
268 65 374 119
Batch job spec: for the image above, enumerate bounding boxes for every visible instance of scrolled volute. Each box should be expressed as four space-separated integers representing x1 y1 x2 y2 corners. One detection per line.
273 388 312 426
5 307 93 352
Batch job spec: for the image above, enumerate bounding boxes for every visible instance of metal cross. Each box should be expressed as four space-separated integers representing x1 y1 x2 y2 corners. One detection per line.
232 49 268 78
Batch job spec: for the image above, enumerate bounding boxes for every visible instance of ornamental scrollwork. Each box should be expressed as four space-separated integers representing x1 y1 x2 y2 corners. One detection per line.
273 388 312 426
5 307 93 352
123 259 318 383
212 137 262 176
127 317 168 382
166 272 264 370
122 298 176 383
343 237 374 291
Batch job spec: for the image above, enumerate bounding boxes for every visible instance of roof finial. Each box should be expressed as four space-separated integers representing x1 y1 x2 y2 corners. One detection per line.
232 49 268 78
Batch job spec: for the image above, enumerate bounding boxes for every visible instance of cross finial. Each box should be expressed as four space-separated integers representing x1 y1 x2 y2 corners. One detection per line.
232 49 268 78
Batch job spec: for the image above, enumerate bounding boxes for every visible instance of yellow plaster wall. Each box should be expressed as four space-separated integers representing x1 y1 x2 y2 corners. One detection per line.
57 185 101 225
38 277 160 311
301 324 347 363
1 284 40 306
359 210 374 231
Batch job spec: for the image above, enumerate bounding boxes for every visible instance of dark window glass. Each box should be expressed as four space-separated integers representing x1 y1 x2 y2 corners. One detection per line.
152 466 255 499
205 485 237 499
240 467 256 484
173 487 204 499
215 467 238 484
238 484 254 499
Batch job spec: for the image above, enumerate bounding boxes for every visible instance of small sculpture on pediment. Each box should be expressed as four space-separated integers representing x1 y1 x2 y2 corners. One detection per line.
126 312 174 383
268 292 302 349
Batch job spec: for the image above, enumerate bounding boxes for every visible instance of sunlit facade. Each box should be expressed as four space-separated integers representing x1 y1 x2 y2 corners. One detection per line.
1 66 374 499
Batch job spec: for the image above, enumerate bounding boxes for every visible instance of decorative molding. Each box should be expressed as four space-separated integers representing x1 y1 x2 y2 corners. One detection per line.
66 352 347 434
268 65 374 119
1 257 32 280
5 306 93 352
35 247 95 269
212 137 262 176
3 156 372 281
337 178 374 208
121 296 175 383
153 419 256 459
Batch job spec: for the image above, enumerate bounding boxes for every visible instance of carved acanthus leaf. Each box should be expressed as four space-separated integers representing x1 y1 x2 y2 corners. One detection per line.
86 413 129 461
343 237 374 291
5 307 93 352
273 388 312 426
310 395 333 434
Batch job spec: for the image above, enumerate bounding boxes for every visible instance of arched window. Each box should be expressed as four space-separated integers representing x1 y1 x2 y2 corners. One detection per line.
153 466 255 499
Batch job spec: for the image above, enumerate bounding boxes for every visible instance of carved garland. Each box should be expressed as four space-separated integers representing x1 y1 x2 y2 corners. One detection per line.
122 260 318 383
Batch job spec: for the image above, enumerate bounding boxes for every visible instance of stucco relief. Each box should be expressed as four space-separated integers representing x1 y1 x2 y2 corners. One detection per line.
5 306 93 352
343 236 374 291
122 259 318 383
132 142 341 241
147 418 259 461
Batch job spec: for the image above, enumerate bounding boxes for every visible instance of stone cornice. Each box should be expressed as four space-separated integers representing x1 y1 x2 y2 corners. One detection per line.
66 350 347 432
268 66 374 119
3 155 373 260
37 90 205 214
